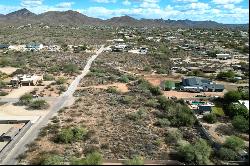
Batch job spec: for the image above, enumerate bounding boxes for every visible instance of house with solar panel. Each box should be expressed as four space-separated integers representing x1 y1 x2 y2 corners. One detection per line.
181 77 224 92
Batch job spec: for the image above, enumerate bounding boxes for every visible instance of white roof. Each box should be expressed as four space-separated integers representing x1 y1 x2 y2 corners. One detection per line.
239 100 249 110
216 54 230 56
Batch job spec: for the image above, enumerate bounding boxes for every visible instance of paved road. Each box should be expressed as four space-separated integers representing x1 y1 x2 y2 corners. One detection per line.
1 45 104 165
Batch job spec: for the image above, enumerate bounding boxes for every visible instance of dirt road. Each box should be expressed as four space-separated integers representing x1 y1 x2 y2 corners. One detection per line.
0 45 105 165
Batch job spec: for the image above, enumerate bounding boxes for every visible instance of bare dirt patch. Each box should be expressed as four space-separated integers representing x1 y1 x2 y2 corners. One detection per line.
78 83 129 93
0 67 19 75
2 86 43 98
144 75 182 86
163 91 224 99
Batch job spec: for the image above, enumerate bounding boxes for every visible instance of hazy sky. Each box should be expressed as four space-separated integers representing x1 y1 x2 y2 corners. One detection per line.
0 0 249 24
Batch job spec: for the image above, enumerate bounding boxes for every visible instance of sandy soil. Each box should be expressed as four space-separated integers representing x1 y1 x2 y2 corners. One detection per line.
2 86 41 98
163 91 224 99
0 103 48 117
0 67 19 75
78 83 129 93
144 75 182 86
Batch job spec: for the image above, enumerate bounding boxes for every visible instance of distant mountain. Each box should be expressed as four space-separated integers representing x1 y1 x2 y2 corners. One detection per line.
6 8 36 18
0 8 248 29
36 10 103 25
106 15 139 26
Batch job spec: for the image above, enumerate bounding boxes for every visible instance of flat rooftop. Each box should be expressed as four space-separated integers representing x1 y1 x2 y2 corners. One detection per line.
0 142 8 152
0 116 41 124
0 124 14 136
0 123 25 136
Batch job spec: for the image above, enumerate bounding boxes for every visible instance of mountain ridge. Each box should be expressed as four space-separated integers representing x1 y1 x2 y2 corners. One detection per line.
0 8 248 29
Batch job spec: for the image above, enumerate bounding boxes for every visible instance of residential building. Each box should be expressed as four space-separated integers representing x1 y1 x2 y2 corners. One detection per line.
216 53 232 60
181 77 224 92
0 44 9 49
26 43 44 51
10 74 42 87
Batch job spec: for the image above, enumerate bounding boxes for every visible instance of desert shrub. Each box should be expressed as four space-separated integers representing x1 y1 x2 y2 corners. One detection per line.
118 75 129 83
124 156 144 165
56 127 88 144
106 86 119 94
41 154 64 165
63 63 79 73
56 128 74 144
157 95 172 110
137 79 152 92
143 66 151 72
43 74 54 81
177 139 212 165
145 99 159 108
70 152 102 165
0 80 7 88
29 100 49 110
19 93 33 105
203 113 217 124
121 95 134 104
155 118 171 127
232 115 249 133
48 65 60 73
218 147 237 161
127 108 147 121
171 108 196 127
224 136 245 152
72 127 88 141
149 86 162 96
58 85 67 93
165 129 183 144
56 77 66 85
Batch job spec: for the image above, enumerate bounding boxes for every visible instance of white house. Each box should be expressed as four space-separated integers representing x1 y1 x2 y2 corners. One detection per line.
216 54 232 60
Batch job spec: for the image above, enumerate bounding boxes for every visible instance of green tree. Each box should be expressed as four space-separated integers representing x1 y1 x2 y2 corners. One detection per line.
226 103 248 118
217 71 235 80
163 80 175 91
224 136 245 152
218 147 237 161
203 113 217 124
193 139 212 165
178 143 195 163
178 139 212 164
224 91 242 102
172 109 196 127
232 115 249 133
